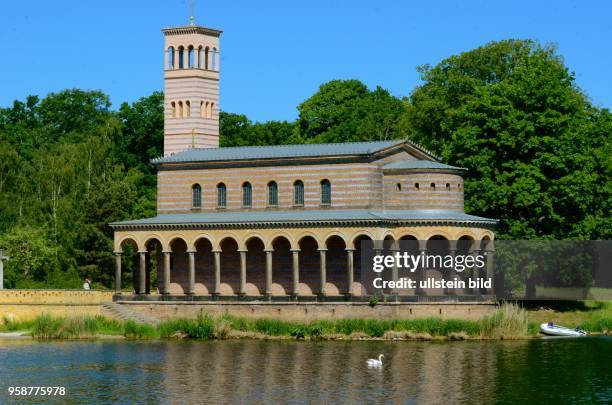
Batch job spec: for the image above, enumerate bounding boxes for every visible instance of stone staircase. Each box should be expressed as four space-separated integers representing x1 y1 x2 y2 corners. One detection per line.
101 302 160 325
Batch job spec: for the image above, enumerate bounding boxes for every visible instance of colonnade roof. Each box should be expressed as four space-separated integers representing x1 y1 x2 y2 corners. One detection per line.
110 209 498 229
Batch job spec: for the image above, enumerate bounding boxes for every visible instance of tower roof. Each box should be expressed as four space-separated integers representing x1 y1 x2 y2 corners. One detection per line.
161 25 223 37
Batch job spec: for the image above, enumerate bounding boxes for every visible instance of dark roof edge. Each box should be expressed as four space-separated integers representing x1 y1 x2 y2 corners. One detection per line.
110 218 498 231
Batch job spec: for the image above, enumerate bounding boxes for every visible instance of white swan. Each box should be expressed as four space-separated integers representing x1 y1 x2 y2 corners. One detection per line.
366 354 384 367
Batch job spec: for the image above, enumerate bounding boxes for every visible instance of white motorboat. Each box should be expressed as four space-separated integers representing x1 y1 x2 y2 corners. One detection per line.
540 322 586 337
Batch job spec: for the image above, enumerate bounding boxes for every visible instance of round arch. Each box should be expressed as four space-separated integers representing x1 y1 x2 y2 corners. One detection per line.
296 232 322 249
269 232 296 250
191 233 216 252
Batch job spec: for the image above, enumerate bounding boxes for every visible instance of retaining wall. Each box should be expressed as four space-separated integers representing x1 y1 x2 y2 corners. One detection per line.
118 301 498 322
0 290 114 322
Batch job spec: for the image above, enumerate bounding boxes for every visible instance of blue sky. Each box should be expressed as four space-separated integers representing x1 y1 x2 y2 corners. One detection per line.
1 0 610 122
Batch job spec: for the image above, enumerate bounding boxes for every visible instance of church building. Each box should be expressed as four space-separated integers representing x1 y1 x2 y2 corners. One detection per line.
110 20 497 301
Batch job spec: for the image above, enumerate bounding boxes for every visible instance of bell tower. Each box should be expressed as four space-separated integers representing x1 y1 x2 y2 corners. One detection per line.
162 21 222 156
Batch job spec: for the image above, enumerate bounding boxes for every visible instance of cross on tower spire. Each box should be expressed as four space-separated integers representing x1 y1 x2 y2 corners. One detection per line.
189 0 196 26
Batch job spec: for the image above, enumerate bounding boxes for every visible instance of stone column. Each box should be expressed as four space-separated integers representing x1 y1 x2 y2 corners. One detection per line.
374 248 383 296
213 249 221 296
485 246 495 296
446 241 457 297
346 248 355 296
472 249 482 296
114 251 122 294
187 250 196 295
265 249 273 297
291 248 300 296
417 241 428 296
163 250 171 295
318 248 327 296
238 249 247 296
389 246 399 297
138 251 147 295
182 47 188 70
175 48 180 69
164 49 169 70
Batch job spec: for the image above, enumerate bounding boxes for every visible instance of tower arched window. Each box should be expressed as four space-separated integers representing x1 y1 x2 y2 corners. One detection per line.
171 102 176 118
209 102 214 119
446 183 450 190
200 101 204 117
188 46 194 68
321 179 331 205
431 183 436 190
192 184 202 208
294 180 304 206
217 183 227 208
185 100 191 117
204 47 210 69
197 46 202 68
242 182 252 207
212 47 217 71
178 101 184 118
268 181 278 206
178 46 185 69
168 46 175 69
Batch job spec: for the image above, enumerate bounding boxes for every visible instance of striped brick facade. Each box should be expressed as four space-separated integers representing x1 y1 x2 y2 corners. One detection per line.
156 153 465 214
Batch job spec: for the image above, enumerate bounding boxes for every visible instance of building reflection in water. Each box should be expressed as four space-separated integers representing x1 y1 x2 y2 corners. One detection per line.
159 339 521 403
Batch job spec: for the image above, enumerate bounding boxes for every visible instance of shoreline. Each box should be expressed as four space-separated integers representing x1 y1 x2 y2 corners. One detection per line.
1 302 609 342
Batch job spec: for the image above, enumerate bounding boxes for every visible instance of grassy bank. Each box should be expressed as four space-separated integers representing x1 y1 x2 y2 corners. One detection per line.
0 303 529 340
1 303 609 341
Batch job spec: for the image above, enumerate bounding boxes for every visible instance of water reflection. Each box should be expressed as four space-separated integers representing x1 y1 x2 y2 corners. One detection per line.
0 338 610 404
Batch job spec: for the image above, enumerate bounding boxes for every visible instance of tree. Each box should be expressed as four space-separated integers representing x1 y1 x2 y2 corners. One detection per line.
406 39 611 240
296 80 407 144
0 226 58 287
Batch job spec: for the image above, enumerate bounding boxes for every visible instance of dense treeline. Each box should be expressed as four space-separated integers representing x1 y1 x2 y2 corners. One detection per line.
0 39 610 288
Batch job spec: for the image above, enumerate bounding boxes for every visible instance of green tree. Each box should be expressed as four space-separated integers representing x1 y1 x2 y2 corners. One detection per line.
296 80 407 144
406 39 611 240
0 226 58 287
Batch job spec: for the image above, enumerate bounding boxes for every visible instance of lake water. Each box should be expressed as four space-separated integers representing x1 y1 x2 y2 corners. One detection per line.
0 337 610 404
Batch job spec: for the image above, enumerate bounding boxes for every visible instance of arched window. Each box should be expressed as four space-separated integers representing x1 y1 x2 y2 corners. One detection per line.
204 47 210 69
171 102 176 118
178 46 185 69
242 182 252 207
178 101 184 118
209 102 214 118
197 46 202 68
396 183 402 192
294 180 304 206
212 47 217 70
321 179 331 205
200 101 204 117
415 183 420 190
185 100 191 117
168 46 175 69
268 181 278 206
446 183 450 190
192 184 202 208
217 183 227 208
188 46 194 68
431 182 436 190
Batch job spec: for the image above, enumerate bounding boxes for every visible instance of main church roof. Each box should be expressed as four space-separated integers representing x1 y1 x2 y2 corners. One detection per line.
152 139 438 164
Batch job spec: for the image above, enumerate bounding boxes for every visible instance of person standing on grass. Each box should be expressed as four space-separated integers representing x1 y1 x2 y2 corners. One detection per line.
83 278 91 290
